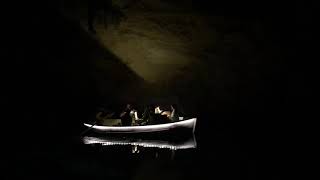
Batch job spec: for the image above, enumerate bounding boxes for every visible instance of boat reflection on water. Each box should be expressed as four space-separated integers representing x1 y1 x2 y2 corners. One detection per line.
82 134 196 151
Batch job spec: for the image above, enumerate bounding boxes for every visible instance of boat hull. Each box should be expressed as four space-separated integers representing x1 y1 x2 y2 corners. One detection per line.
83 118 197 134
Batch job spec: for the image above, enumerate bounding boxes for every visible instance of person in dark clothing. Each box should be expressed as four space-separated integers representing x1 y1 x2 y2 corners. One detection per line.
120 104 134 126
142 105 156 125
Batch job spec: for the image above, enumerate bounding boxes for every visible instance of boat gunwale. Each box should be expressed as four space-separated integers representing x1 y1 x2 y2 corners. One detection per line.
84 118 197 133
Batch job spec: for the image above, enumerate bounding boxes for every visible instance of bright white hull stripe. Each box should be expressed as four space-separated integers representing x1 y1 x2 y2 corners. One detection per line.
83 135 196 150
84 118 197 133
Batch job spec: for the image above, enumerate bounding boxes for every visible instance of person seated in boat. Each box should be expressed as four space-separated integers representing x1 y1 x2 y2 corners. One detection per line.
130 108 139 125
154 105 169 115
154 104 180 122
154 105 162 114
154 105 172 124
143 105 156 125
168 104 179 122
120 104 138 126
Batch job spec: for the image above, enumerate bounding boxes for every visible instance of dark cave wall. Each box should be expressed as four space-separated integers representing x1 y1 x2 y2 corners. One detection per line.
1 0 297 142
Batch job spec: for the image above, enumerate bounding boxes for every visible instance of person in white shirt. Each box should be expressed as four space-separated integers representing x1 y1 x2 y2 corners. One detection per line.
154 105 179 122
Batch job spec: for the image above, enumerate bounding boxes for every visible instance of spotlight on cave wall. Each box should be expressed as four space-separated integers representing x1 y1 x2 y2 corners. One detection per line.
96 14 201 85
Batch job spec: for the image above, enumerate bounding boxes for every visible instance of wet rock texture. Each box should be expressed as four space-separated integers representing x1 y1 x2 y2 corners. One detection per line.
60 0 286 113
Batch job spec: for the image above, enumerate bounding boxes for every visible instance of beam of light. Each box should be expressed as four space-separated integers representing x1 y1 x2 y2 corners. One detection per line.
84 118 196 133
95 14 198 84
82 134 197 150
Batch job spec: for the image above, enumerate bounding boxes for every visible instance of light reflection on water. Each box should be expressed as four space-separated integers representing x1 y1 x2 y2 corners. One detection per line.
82 133 197 151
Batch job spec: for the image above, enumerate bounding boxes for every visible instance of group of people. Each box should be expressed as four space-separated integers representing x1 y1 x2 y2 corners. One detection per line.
95 103 180 126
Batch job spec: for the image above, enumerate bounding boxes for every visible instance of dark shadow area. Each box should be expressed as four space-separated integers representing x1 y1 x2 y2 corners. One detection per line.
2 2 146 146
2 3 150 179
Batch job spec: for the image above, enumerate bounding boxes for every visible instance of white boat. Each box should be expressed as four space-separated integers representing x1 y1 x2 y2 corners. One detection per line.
83 118 197 134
